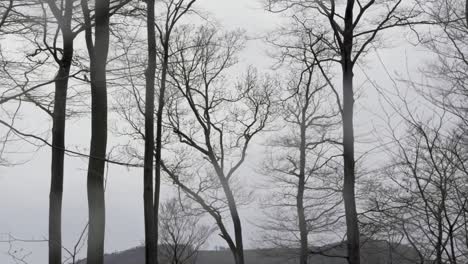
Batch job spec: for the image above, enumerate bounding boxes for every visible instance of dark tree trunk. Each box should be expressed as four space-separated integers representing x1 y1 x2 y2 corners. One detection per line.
48 1 74 263
217 174 244 264
144 1 157 264
342 68 359 264
49 48 72 264
342 2 360 263
466 0 468 25
298 114 308 264
166 169 239 258
153 35 169 264
49 44 72 264
436 213 443 264
154 30 170 264
83 1 111 263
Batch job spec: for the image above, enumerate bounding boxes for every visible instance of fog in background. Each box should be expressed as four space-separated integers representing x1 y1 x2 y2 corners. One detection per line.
0 0 433 263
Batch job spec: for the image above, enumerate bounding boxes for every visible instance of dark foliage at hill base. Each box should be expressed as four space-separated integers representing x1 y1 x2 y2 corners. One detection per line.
77 240 423 264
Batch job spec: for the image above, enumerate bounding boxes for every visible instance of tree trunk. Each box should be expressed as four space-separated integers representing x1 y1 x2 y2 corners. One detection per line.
297 118 308 264
436 213 443 264
218 176 244 264
465 0 468 25
154 34 170 264
342 67 360 264
49 41 72 264
166 171 239 260
85 1 110 264
342 2 360 264
144 1 157 264
49 1 74 263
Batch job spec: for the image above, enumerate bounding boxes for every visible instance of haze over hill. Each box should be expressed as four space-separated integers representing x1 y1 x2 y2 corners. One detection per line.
1 0 466 264
77 240 422 264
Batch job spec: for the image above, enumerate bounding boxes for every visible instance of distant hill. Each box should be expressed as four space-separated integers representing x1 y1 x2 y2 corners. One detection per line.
77 240 422 264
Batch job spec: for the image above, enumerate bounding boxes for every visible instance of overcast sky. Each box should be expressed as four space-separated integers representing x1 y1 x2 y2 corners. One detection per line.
0 1 430 263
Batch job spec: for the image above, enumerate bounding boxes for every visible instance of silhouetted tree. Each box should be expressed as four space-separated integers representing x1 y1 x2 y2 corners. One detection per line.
81 0 111 263
367 111 468 263
153 2 196 263
163 25 274 264
159 198 214 264
266 1 426 262
261 33 342 263
416 0 468 128
42 1 82 263
144 1 157 263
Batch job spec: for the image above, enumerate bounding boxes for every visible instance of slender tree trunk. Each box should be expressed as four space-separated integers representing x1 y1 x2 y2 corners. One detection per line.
206 144 244 264
154 36 170 264
342 68 359 264
49 1 74 263
84 1 110 263
436 213 443 264
166 171 238 259
144 1 157 263
49 84 66 264
218 175 244 264
449 225 457 264
297 118 308 264
465 0 468 25
49 37 73 264
342 2 360 264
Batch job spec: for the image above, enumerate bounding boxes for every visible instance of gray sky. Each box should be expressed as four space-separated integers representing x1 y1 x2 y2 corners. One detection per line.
0 1 430 263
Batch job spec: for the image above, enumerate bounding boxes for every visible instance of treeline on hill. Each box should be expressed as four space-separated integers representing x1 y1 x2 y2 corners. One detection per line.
0 1 467 264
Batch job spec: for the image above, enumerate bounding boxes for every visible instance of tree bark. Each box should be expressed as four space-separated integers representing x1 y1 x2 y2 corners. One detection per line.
297 111 308 264
153 18 173 264
342 2 360 263
436 212 443 264
49 44 72 264
153 3 197 261
216 172 244 264
48 1 74 263
342 68 359 264
465 0 468 25
153 30 170 264
205 156 244 264
83 1 111 263
226 187 244 264
144 1 157 264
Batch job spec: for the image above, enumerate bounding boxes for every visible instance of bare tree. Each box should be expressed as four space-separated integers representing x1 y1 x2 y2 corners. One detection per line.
159 198 214 264
0 3 83 262
161 25 274 264
107 2 197 263
355 2 468 262
360 4 468 262
111 22 262 264
0 2 133 263
42 1 80 263
265 1 427 263
415 0 468 127
80 0 111 263
360 54 468 262
261 32 342 263
366 111 468 264
153 2 196 263
0 0 49 166
144 1 157 263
